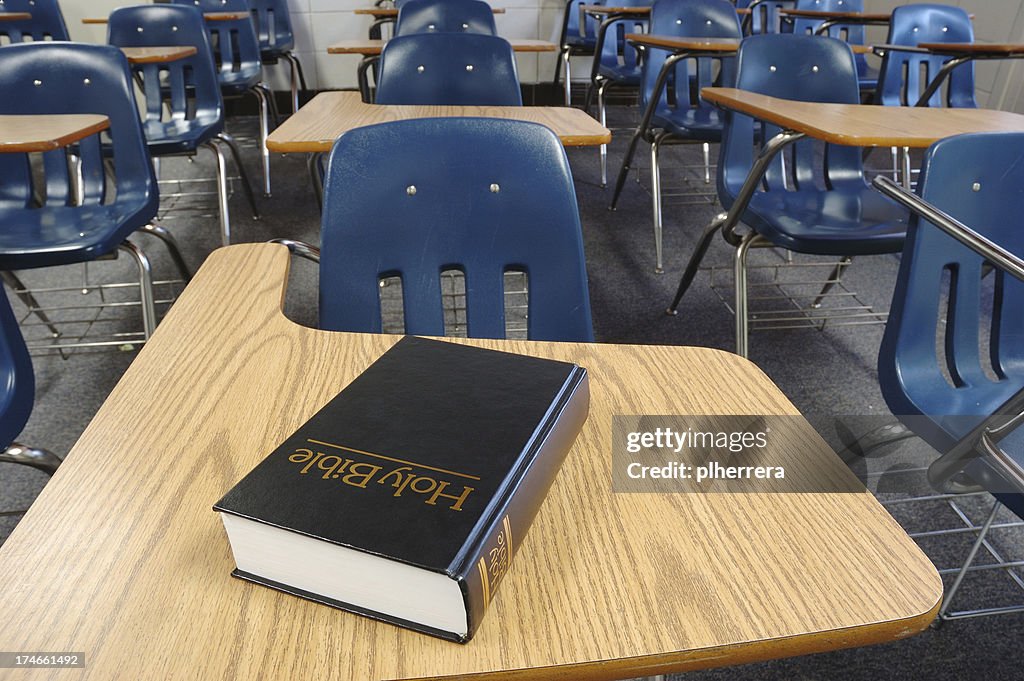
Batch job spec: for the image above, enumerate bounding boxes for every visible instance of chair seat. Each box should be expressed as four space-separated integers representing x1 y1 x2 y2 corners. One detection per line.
858 64 879 90
565 35 598 49
260 40 295 58
217 67 262 94
735 185 908 255
655 106 724 141
598 64 641 83
0 204 151 269
143 115 224 155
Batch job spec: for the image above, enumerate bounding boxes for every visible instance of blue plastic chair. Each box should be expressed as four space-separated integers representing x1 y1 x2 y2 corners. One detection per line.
0 289 61 477
315 118 594 342
170 0 277 197
108 4 260 247
375 33 522 105
248 0 306 114
0 42 181 340
0 0 69 42
394 0 497 37
789 0 877 91
873 131 1024 621
587 0 653 186
553 0 607 105
610 0 740 271
668 35 908 356
876 4 976 108
736 0 794 35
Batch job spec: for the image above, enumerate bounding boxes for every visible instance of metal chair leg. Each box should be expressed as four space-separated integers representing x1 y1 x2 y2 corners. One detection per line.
1 271 61 338
139 224 192 282
597 79 609 187
1 443 61 476
651 134 665 274
307 152 325 212
667 212 729 314
939 501 1002 621
561 48 572 106
118 240 156 339
702 141 711 184
284 53 300 114
217 132 261 220
204 140 232 246
734 231 757 358
252 85 272 197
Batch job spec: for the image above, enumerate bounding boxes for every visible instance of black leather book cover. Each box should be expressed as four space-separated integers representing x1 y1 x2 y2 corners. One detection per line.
214 336 589 642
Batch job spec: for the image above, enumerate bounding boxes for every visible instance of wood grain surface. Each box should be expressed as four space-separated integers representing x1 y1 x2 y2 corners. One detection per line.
0 243 941 680
0 12 31 21
328 38 557 55
120 46 198 64
701 87 1024 147
0 114 109 153
625 34 741 52
354 7 505 16
579 5 652 15
83 12 249 24
777 9 891 21
917 42 1024 56
266 92 611 152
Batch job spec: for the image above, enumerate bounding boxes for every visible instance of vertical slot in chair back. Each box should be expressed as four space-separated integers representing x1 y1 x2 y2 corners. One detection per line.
597 0 652 76
170 0 263 89
319 118 594 342
880 132 1024 453
248 0 295 53
877 4 975 107
0 0 69 43
376 33 522 105
395 0 497 36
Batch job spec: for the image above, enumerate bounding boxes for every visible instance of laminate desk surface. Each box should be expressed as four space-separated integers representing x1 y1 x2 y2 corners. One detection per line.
580 4 651 15
0 11 30 21
82 12 248 24
0 114 109 153
625 34 741 52
917 42 1024 57
328 38 556 55
777 9 891 22
120 45 199 64
354 7 504 16
266 91 612 152
701 87 1024 147
0 243 940 680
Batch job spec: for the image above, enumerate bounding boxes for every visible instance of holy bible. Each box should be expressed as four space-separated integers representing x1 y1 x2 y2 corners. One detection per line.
214 336 589 643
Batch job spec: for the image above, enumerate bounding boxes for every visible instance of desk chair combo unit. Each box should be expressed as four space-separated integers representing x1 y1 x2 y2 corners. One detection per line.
0 0 68 42
0 42 191 351
585 0 653 186
608 0 741 273
249 0 306 115
107 4 260 248
868 132 1024 623
553 0 605 105
169 0 278 198
666 34 908 357
788 0 878 94
874 4 975 186
277 117 594 343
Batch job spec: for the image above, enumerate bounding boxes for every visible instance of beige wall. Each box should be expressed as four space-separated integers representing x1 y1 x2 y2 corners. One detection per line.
863 0 1024 111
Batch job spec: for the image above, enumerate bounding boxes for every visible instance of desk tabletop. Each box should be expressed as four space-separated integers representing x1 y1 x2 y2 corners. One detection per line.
777 9 891 21
0 114 109 153
328 38 557 55
0 243 941 680
580 4 652 15
917 42 1024 57
0 11 31 21
702 87 1024 147
354 7 504 16
625 34 741 52
83 12 248 24
120 45 199 64
266 91 611 152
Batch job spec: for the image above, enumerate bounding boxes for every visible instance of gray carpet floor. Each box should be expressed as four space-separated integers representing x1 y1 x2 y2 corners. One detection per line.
2 103 1023 679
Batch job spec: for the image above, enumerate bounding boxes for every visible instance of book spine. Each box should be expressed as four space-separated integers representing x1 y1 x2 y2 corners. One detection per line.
457 368 590 641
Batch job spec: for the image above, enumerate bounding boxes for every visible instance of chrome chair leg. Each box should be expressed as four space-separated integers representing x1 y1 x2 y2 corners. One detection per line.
1 443 61 476
650 134 666 274
118 240 156 339
562 48 572 106
597 79 609 187
204 140 232 246
939 501 1001 622
284 53 300 114
139 224 192 282
252 85 273 197
702 141 711 184
901 145 912 190
1 271 61 338
217 132 261 220
734 231 758 358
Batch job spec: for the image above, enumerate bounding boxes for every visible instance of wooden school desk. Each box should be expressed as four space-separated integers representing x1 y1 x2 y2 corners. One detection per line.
777 8 892 34
82 12 249 24
666 87 1024 355
119 46 198 64
0 114 109 153
0 12 31 22
0 243 941 680
913 43 1024 107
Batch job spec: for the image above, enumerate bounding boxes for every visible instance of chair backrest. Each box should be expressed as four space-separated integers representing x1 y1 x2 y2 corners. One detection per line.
0 0 69 43
319 118 594 342
736 0 795 34
375 33 521 105
0 289 33 449
597 0 652 74
559 0 607 46
719 34 863 204
876 3 975 108
880 132 1024 453
170 0 263 86
108 5 224 140
395 0 497 36
790 0 870 77
640 0 741 113
0 42 157 220
248 0 295 54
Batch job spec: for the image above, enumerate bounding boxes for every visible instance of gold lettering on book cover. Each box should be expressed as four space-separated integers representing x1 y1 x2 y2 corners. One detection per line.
477 515 514 607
